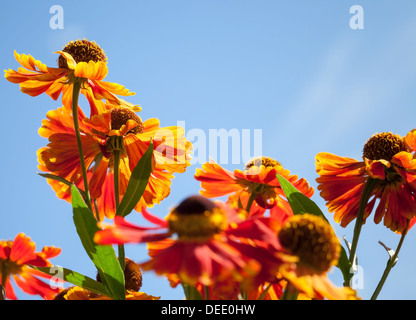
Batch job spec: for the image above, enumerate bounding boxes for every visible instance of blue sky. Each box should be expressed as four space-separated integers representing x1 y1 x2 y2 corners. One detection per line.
1 1 416 300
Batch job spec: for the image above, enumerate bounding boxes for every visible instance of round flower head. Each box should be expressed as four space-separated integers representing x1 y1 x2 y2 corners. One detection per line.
94 196 287 288
5 39 138 115
166 195 229 241
278 214 340 276
37 103 192 220
0 233 61 300
316 132 416 233
194 157 313 220
276 214 357 300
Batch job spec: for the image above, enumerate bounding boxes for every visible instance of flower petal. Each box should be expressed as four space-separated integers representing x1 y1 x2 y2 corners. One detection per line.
9 233 37 265
74 60 108 80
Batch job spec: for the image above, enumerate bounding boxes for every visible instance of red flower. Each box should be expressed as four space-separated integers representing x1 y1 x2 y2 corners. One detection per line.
194 157 313 221
94 196 287 288
316 132 416 233
0 233 61 300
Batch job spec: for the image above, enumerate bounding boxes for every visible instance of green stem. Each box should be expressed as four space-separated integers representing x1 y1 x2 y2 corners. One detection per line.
72 81 92 211
93 199 100 222
257 282 273 300
1 270 7 300
113 149 125 271
348 178 377 267
246 187 261 213
114 149 121 209
203 285 210 300
280 283 298 300
370 220 410 300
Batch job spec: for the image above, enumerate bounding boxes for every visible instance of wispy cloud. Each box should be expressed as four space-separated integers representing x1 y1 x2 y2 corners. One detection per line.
280 17 416 156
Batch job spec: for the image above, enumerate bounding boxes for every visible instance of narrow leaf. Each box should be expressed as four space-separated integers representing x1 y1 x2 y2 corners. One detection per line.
182 283 203 300
276 174 328 221
29 265 107 296
337 246 354 286
71 185 125 300
116 141 153 217
37 172 89 204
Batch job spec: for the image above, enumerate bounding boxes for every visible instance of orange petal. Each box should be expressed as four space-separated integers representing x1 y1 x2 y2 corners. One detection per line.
9 233 37 265
55 51 77 70
195 162 241 198
74 61 108 80
365 160 386 180
405 129 416 152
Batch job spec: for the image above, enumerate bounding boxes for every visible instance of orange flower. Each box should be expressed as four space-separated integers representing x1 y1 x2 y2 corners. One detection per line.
94 196 287 288
0 233 61 300
194 157 314 220
4 39 139 114
316 132 416 233
37 103 192 220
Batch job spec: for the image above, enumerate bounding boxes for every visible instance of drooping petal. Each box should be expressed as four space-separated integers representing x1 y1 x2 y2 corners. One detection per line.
13 269 60 300
195 162 241 198
94 216 171 245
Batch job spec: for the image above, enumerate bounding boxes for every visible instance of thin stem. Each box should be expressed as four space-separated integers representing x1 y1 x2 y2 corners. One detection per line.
113 149 125 271
203 285 210 300
257 282 273 300
114 149 121 209
348 178 377 266
93 199 100 222
280 282 298 300
246 186 261 213
1 270 7 300
71 81 92 211
117 245 125 271
370 220 410 300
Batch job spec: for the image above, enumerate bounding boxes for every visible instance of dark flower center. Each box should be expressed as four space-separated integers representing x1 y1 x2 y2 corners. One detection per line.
278 214 340 275
245 157 281 170
58 39 107 68
174 195 217 216
167 195 228 240
363 132 407 161
111 108 143 134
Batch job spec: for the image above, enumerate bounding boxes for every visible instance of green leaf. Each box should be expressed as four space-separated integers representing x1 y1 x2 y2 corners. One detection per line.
182 283 203 300
337 246 354 286
71 185 125 300
116 141 154 218
29 265 107 296
276 174 328 221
